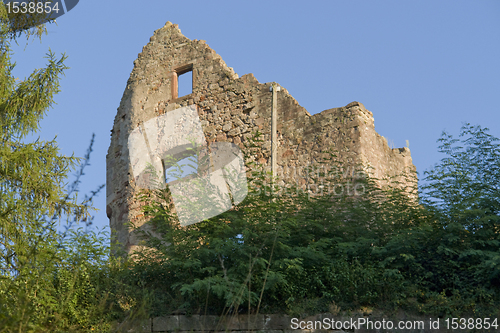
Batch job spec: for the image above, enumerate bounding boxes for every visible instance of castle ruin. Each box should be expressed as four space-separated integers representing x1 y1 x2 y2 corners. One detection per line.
106 22 416 253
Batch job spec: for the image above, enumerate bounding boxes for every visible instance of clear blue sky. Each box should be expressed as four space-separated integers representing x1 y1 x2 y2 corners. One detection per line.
9 0 500 234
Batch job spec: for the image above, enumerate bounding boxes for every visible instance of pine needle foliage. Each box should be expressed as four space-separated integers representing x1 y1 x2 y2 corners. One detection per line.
0 5 121 332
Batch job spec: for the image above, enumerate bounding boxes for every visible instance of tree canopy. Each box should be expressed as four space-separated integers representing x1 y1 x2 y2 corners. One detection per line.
0 5 110 331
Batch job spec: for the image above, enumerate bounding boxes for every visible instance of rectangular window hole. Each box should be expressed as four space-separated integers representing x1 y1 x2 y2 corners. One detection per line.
177 68 193 98
164 155 198 184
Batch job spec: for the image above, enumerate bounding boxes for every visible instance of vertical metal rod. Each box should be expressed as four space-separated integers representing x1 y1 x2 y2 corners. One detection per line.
271 84 278 178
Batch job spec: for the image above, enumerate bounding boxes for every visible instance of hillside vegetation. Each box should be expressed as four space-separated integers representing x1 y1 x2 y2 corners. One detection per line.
1 4 499 331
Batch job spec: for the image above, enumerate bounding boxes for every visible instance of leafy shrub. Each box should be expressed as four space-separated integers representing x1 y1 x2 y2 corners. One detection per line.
130 125 500 318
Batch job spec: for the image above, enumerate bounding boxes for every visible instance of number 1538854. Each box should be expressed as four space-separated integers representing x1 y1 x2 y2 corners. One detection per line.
5 1 60 15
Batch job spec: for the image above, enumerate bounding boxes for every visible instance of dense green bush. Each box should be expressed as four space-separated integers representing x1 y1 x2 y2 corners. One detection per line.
129 125 500 319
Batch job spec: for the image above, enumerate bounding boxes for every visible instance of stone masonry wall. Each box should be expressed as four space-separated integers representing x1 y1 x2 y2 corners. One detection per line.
106 22 416 254
126 314 460 333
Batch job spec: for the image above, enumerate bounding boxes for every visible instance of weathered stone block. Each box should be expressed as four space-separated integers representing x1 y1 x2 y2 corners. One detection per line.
237 314 266 330
152 316 178 332
264 314 293 330
122 318 151 332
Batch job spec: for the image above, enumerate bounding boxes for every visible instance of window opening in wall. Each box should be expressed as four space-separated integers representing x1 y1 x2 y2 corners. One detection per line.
164 155 198 183
177 68 193 98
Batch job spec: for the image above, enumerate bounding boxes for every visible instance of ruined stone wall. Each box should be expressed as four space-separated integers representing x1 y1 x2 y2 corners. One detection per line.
106 22 416 253
124 313 451 333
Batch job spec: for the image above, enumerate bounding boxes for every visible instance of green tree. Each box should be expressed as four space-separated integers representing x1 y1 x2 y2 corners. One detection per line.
0 0 86 277
420 124 500 305
374 124 500 316
422 123 500 229
0 4 106 331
